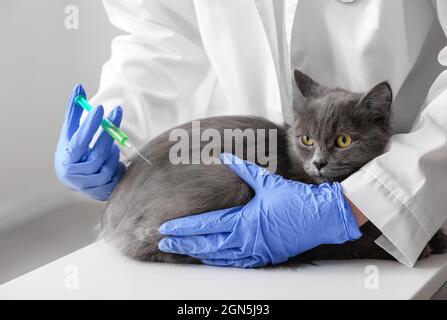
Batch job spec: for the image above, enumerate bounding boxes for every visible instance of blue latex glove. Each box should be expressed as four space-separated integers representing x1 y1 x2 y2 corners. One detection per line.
54 84 125 201
159 153 361 268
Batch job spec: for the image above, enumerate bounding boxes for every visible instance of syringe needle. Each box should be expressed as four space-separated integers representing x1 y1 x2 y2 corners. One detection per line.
74 95 152 165
135 149 152 165
124 141 152 165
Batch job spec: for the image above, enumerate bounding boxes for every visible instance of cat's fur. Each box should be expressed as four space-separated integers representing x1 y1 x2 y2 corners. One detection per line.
101 70 447 265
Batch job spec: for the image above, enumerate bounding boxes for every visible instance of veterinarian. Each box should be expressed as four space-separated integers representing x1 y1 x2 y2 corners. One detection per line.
55 0 447 267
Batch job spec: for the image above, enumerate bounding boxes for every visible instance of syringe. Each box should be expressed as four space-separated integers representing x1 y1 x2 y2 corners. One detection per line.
74 95 151 165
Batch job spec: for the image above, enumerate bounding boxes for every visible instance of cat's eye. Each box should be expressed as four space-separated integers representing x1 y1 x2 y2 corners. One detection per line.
336 134 352 148
301 135 314 146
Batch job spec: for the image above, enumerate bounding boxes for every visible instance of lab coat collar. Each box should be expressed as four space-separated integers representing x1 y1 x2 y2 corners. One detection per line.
193 0 290 124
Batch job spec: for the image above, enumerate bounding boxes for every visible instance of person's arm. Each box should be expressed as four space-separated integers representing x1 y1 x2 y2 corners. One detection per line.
89 0 211 147
341 0 447 266
55 0 211 200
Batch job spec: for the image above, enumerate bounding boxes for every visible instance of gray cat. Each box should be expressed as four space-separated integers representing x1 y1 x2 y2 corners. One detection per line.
101 70 446 265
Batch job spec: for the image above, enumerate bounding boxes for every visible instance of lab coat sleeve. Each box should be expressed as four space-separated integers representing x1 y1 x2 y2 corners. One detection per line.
89 0 211 147
342 1 447 267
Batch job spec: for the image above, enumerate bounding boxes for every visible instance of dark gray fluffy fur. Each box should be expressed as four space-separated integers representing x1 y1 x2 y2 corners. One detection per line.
101 70 446 265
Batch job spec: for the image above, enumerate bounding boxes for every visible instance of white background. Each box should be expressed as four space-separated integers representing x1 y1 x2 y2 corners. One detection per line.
0 0 118 228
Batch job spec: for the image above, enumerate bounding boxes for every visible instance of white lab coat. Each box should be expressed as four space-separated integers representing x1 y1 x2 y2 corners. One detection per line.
91 0 447 266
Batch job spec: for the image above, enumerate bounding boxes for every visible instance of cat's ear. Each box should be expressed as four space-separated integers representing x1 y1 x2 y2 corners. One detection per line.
294 69 322 97
357 81 393 123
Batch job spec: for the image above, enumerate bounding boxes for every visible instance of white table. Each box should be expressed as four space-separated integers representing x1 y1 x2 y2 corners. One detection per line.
1 240 446 300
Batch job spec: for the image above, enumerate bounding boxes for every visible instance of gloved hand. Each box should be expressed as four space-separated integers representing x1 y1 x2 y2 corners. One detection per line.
159 153 361 268
54 84 125 201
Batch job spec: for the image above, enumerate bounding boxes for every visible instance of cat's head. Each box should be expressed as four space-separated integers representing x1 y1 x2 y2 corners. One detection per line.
289 70 393 183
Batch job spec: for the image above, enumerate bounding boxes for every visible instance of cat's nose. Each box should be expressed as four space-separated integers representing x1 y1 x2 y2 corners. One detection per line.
313 160 328 170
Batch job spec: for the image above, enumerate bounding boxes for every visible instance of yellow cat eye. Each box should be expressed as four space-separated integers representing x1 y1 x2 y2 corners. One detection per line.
336 134 352 148
301 135 314 146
